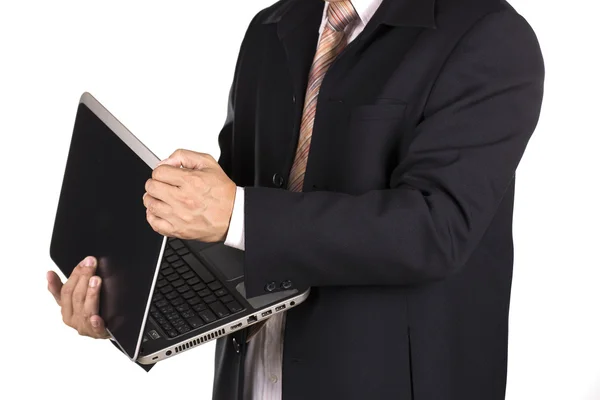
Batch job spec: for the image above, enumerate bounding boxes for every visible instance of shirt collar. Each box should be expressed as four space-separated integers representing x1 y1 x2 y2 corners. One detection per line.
351 0 385 26
320 0 384 33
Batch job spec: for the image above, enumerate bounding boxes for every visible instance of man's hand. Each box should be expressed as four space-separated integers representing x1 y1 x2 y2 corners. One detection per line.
143 149 236 242
47 256 110 339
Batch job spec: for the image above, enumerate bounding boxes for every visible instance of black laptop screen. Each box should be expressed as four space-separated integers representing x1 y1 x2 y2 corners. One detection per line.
50 102 164 360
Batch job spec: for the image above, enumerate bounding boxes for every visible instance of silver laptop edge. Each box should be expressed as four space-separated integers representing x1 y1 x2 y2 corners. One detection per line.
79 92 167 361
138 288 311 364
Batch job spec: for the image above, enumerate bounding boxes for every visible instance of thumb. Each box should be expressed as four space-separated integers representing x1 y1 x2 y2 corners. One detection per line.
158 149 215 170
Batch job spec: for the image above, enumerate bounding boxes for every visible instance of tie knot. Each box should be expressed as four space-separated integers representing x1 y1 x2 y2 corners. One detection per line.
326 1 359 32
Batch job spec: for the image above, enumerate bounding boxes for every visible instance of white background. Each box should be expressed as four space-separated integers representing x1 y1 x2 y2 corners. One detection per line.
0 0 598 399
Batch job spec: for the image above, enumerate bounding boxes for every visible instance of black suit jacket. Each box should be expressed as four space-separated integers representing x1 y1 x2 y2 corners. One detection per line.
213 0 544 398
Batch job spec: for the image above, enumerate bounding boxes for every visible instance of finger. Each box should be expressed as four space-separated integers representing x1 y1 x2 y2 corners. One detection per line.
84 276 109 338
143 193 173 220
145 178 177 203
89 315 110 339
160 149 216 170
151 165 189 187
72 258 97 315
147 211 174 236
61 256 95 323
83 276 101 318
47 271 63 305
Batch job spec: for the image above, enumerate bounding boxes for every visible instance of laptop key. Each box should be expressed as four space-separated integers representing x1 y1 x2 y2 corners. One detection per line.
187 316 204 329
176 303 190 312
192 303 208 313
162 267 174 276
181 271 195 280
197 288 211 297
198 309 217 323
209 301 230 318
192 282 206 291
208 281 222 291
176 265 190 274
176 247 190 256
214 289 228 297
171 298 185 306
181 310 195 319
226 301 243 313
166 274 179 282
203 295 217 304
172 279 185 288
160 305 175 314
172 259 185 268
166 312 180 321
165 291 179 301
220 295 234 303
187 277 201 286
177 285 191 294
166 255 179 263
156 279 168 288
167 329 179 338
170 240 185 250
177 325 191 334
182 254 215 283
161 321 172 330
164 248 174 257
152 294 163 303
160 285 174 294
182 291 195 300
187 296 202 306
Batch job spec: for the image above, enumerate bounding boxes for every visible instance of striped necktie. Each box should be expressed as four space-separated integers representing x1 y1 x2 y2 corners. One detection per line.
287 0 359 192
247 1 359 342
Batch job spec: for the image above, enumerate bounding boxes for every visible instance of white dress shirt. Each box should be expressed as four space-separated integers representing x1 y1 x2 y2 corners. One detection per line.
223 0 384 398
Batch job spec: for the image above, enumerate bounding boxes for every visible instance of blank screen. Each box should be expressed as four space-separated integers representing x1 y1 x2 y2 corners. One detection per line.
50 102 164 359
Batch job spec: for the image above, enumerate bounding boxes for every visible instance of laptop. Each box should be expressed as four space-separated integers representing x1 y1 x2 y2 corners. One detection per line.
50 92 310 365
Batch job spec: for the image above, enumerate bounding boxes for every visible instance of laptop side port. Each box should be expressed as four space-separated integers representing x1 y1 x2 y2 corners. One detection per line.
261 310 273 318
247 315 258 324
231 323 243 330
275 304 286 312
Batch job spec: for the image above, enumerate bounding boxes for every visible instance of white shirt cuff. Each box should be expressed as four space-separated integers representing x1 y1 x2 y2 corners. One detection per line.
224 186 245 251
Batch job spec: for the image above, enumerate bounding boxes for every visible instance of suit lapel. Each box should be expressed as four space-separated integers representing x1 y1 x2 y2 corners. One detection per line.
261 0 324 181
275 0 324 116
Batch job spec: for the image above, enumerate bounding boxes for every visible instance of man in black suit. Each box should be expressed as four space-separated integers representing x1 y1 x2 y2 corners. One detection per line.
47 0 544 398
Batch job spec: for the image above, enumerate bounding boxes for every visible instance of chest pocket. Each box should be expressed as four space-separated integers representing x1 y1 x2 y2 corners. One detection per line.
313 101 408 194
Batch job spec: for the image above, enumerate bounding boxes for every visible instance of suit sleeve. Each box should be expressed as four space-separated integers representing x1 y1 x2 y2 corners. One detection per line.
242 10 545 297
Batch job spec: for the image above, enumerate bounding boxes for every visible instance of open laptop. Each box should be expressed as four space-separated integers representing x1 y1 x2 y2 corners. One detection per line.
50 92 310 365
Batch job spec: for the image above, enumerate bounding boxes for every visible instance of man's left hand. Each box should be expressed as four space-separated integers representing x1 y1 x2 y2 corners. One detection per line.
143 149 236 242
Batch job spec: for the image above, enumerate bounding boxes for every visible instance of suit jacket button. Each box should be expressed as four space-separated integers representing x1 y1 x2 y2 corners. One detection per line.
265 282 277 292
272 173 284 188
281 280 293 289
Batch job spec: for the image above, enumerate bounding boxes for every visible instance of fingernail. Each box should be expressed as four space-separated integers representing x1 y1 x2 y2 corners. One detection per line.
89 277 98 288
82 256 96 267
91 318 99 328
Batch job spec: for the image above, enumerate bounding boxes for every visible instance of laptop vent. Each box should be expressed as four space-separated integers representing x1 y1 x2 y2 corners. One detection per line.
174 328 226 354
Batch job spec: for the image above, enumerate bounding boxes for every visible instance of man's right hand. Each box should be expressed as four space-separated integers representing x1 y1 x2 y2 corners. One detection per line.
47 256 110 339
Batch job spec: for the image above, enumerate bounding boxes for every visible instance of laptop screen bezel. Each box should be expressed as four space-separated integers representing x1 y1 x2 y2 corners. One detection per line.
60 92 166 361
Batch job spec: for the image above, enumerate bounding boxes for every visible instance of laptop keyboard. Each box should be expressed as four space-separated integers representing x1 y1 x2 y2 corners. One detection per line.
149 238 245 339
